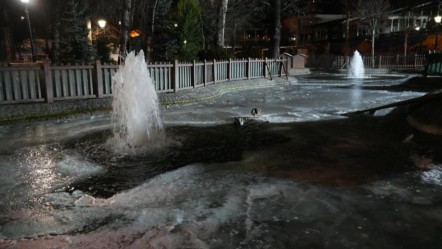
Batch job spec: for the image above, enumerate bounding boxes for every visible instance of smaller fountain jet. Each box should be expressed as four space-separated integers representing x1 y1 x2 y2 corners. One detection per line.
348 50 365 79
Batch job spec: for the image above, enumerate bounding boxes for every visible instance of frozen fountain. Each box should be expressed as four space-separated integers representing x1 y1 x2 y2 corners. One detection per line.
348 50 365 79
0 45 434 248
108 50 165 154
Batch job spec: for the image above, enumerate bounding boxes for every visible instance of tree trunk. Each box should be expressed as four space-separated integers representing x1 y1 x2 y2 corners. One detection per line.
145 0 159 60
345 10 350 68
151 0 159 35
200 13 206 50
232 22 237 50
217 0 228 47
269 0 281 58
52 1 61 63
121 0 132 60
2 9 15 61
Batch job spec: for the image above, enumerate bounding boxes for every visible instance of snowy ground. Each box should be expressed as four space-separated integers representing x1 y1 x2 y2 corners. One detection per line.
1 75 442 249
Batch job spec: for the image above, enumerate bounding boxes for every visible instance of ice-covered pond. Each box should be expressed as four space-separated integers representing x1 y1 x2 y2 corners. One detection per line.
1 78 441 249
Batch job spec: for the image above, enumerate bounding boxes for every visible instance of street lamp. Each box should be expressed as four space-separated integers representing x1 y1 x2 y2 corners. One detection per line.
20 0 36 62
435 15 442 51
97 19 107 29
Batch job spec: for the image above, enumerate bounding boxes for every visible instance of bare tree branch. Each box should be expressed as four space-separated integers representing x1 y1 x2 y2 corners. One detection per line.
357 0 390 66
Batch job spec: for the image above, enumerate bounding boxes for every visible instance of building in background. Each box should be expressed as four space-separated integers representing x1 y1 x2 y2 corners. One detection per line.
296 1 441 57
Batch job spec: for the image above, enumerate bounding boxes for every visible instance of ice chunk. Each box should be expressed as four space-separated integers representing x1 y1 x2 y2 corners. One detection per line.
57 154 104 178
421 165 442 186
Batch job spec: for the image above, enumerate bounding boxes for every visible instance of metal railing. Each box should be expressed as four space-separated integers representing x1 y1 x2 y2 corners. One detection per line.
0 57 287 104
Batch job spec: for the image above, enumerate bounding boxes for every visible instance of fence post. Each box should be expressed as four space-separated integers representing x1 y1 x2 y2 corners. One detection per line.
192 60 196 88
414 54 417 68
247 58 251 79
264 58 269 78
93 60 104 98
42 59 53 103
203 59 207 86
173 60 179 92
213 59 217 84
228 58 232 81
378 55 382 68
396 54 399 68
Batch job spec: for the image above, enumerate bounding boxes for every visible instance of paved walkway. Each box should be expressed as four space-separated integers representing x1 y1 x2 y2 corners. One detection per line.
159 77 296 106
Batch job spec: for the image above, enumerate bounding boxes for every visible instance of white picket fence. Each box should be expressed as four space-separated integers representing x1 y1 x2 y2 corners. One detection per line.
0 58 287 104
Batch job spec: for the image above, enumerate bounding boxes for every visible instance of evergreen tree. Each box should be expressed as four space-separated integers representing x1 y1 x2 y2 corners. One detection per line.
152 19 179 61
59 0 96 64
176 0 203 61
148 0 175 61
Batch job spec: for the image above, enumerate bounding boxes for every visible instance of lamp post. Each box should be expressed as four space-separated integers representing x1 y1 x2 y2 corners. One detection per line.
20 0 36 62
435 15 442 51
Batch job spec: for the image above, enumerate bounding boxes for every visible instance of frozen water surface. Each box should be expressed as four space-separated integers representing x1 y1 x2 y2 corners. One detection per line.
1 76 442 249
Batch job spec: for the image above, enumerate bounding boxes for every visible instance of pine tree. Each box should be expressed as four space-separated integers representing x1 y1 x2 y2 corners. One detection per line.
151 0 177 61
176 0 203 61
152 19 179 61
59 0 96 64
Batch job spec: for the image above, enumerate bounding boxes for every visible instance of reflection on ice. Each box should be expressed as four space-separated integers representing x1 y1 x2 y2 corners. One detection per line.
0 145 105 216
421 165 442 186
57 155 104 179
162 80 424 125
2 163 442 248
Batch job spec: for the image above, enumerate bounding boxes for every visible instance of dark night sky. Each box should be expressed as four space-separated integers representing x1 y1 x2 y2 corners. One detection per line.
3 0 54 42
313 0 437 14
2 0 439 40
4 0 438 23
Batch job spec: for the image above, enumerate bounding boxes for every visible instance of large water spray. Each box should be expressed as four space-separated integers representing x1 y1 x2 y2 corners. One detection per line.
348 50 365 79
109 50 165 154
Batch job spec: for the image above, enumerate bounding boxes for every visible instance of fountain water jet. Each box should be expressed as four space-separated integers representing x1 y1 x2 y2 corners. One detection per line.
108 50 165 154
348 50 365 79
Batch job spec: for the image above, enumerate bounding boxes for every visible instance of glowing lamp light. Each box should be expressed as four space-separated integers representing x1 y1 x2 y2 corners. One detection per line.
20 0 30 3
130 29 141 38
97 19 107 28
415 26 420 31
435 15 442 24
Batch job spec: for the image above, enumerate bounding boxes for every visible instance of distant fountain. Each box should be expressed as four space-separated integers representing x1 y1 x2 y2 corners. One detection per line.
348 50 365 79
109 50 165 154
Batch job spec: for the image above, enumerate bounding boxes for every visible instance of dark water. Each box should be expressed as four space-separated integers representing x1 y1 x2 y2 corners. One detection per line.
65 123 289 197
63 109 442 198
